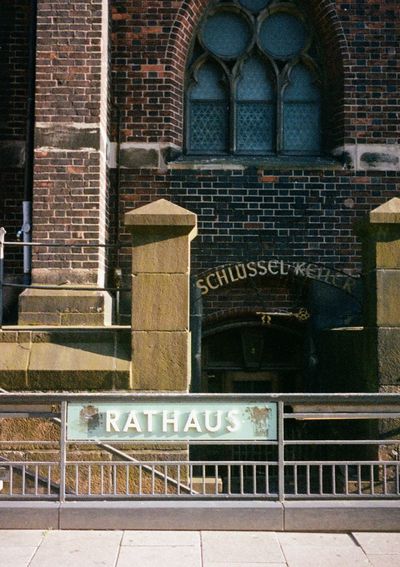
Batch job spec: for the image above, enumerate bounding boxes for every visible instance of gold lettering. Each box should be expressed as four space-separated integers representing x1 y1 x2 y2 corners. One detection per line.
268 260 279 275
227 266 239 283
206 273 219 290
247 261 258 277
234 263 247 280
216 269 229 287
257 260 268 275
196 278 209 295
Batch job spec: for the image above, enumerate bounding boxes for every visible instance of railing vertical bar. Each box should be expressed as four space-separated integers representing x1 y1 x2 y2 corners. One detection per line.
215 465 219 495
59 401 67 503
34 465 38 496
22 465 26 496
358 464 362 495
227 465 231 496
306 465 310 496
113 465 117 495
265 464 269 496
240 464 244 495
202 465 206 495
151 465 155 495
88 464 92 496
396 464 400 496
344 465 348 496
383 465 387 495
164 465 168 495
139 465 142 496
189 464 193 494
370 464 374 496
294 464 298 496
253 464 256 495
47 465 51 496
75 464 79 495
278 401 285 501
0 227 6 329
319 464 323 496
100 465 104 496
332 465 336 496
125 464 129 495
177 465 181 496
9 465 13 496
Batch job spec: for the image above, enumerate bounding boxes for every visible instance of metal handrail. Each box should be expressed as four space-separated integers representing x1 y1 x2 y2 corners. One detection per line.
0 228 132 326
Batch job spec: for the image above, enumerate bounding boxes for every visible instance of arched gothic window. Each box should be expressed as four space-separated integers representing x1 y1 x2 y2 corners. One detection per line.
186 0 322 156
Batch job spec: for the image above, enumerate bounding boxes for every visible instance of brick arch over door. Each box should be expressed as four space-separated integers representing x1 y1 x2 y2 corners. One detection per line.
165 0 349 150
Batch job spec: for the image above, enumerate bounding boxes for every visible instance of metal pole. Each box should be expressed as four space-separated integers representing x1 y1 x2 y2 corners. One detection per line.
59 401 67 503
278 400 285 502
0 228 6 328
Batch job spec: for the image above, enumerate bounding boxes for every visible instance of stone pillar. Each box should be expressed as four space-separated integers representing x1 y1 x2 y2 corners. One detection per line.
18 0 112 326
361 197 400 392
125 199 197 391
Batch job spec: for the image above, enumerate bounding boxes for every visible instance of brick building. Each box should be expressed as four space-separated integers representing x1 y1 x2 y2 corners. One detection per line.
0 0 399 395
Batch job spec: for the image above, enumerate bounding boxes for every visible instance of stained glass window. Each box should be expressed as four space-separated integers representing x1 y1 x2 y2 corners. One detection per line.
189 62 228 152
236 57 275 152
186 1 322 156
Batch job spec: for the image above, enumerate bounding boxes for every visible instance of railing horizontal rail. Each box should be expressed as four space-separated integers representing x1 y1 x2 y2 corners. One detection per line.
2 282 130 292
3 241 128 249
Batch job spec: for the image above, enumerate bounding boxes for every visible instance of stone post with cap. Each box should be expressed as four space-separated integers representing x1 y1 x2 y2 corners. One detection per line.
125 198 197 391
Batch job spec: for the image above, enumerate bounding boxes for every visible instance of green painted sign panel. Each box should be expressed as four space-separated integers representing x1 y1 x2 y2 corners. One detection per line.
67 401 277 441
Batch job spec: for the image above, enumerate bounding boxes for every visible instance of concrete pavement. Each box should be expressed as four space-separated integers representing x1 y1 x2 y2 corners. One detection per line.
1 530 400 567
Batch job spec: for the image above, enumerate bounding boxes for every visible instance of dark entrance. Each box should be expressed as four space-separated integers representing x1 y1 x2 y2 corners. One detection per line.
202 319 305 394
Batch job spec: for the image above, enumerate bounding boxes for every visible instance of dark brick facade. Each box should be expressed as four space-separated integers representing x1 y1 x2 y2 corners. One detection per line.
0 0 30 275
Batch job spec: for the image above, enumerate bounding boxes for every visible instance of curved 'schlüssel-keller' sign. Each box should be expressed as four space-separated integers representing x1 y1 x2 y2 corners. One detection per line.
195 260 358 296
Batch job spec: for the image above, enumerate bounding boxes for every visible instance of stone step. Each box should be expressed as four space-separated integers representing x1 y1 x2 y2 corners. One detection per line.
0 327 131 390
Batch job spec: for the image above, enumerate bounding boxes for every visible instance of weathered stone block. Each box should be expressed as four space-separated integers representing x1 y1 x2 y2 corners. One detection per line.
0 343 30 389
132 274 188 331
131 331 190 391
132 230 191 274
375 271 400 326
377 328 400 385
0 329 131 391
18 289 112 326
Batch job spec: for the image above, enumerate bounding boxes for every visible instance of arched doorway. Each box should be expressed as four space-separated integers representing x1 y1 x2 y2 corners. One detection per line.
202 318 306 394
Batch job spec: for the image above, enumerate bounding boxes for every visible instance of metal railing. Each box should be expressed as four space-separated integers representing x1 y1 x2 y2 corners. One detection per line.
0 228 131 326
0 392 399 502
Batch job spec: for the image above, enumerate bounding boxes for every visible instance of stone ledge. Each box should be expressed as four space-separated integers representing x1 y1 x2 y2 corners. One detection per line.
0 500 399 531
0 328 131 390
284 500 400 532
18 289 113 326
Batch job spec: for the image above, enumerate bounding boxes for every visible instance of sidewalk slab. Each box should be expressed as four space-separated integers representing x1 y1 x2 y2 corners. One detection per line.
353 532 400 554
368 555 400 567
280 545 370 567
277 533 356 547
1 546 40 567
204 564 285 567
122 530 200 546
29 530 123 567
117 545 202 567
0 529 45 546
201 531 284 564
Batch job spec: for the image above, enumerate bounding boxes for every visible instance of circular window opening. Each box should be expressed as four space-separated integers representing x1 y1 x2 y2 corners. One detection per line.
239 0 270 13
259 13 308 59
202 11 252 59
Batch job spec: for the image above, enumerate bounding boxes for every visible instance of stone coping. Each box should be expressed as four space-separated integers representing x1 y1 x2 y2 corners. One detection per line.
0 500 399 531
